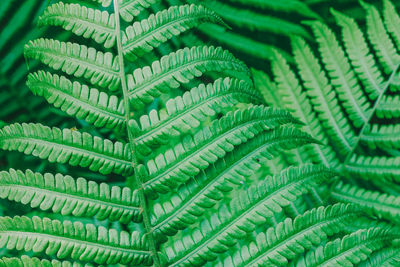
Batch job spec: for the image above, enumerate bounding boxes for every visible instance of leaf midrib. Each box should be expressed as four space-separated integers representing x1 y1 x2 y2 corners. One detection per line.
31 45 119 78
0 184 139 213
0 136 131 168
2 230 151 256
30 80 126 122
122 11 218 51
128 55 245 100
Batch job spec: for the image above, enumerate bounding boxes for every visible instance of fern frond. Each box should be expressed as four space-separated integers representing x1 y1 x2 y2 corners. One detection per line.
142 117 309 194
270 49 340 167
126 46 250 110
359 247 400 267
294 227 399 266
361 0 400 74
150 125 312 236
214 203 360 267
306 20 371 128
332 9 384 100
90 0 113 8
332 182 400 223
0 123 132 175
119 0 160 22
376 95 400 119
24 39 120 91
0 255 93 267
362 124 400 150
291 36 355 156
122 4 225 61
38 3 116 48
0 169 141 223
161 166 337 267
27 71 125 131
384 0 400 49
0 216 151 265
133 78 262 156
345 155 400 184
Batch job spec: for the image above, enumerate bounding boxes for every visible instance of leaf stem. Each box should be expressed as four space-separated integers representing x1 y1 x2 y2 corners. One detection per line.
113 1 161 266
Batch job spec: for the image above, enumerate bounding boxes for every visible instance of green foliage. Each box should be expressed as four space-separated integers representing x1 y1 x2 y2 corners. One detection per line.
254 0 400 226
0 0 399 266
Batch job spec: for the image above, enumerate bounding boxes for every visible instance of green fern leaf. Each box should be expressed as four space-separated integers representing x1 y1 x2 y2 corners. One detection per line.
291 36 355 156
27 71 126 131
0 256 94 267
122 4 225 61
293 227 399 266
362 124 400 150
214 203 360 267
38 2 116 48
383 0 400 49
332 181 400 223
305 20 371 128
0 169 141 223
361 0 400 74
359 247 400 267
150 125 313 237
332 9 385 100
24 39 121 91
269 49 340 166
142 114 308 194
161 165 337 266
0 123 132 175
376 95 400 119
119 0 160 22
133 77 262 156
127 46 250 110
0 216 151 265
345 155 400 184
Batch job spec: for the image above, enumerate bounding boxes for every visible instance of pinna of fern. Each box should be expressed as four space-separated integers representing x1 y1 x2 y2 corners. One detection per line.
0 0 355 266
254 0 400 225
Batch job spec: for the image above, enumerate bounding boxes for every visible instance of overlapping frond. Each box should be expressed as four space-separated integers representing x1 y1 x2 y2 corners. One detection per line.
150 128 318 236
119 0 160 22
0 256 93 267
161 165 336 266
0 169 141 223
0 216 151 265
27 71 126 131
332 182 400 223
142 114 312 194
122 4 225 61
293 227 399 266
126 46 250 110
132 77 262 156
0 123 132 175
1 0 381 266
359 247 400 267
24 39 121 91
38 2 116 48
258 0 400 225
213 203 360 267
